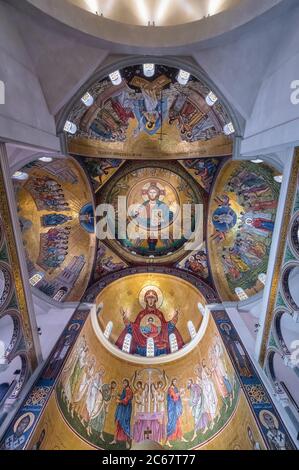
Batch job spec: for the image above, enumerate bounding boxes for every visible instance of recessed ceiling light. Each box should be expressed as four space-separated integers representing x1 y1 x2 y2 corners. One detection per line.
109 70 122 86
38 156 53 163
12 171 29 181
205 91 218 106
143 63 155 78
223 122 235 136
63 120 77 135
81 92 94 107
177 69 190 86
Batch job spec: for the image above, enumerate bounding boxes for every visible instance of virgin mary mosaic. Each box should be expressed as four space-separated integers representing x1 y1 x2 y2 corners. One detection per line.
116 287 184 357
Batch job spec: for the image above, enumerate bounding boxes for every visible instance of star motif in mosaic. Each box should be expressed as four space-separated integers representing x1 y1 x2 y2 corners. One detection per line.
25 386 51 407
245 384 270 404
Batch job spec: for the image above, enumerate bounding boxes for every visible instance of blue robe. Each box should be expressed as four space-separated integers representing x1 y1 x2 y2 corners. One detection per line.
115 387 132 439
167 386 183 438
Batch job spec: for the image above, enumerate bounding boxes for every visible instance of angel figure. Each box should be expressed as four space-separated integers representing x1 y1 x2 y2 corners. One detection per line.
151 370 168 414
132 372 149 415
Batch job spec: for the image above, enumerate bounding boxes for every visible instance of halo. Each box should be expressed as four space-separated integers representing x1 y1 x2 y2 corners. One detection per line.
141 182 165 202
139 285 163 308
68 322 80 332
220 322 232 332
13 412 35 434
259 410 279 429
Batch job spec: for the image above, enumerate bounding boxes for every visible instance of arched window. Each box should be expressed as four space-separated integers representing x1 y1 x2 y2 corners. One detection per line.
12 171 29 181
53 287 68 302
198 303 205 316
146 337 155 357
29 273 44 287
104 321 113 340
122 333 132 353
96 303 103 317
258 273 267 285
235 287 248 301
169 333 178 353
109 70 122 86
81 92 94 107
187 321 197 340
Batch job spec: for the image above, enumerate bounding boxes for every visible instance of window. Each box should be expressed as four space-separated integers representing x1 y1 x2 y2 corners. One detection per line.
198 303 205 316
63 121 77 134
146 337 155 357
109 70 122 86
169 333 178 353
205 91 218 106
223 122 235 136
29 273 44 287
81 92 94 107
187 321 197 340
53 288 67 302
258 273 267 285
104 321 113 340
177 69 190 86
122 333 132 353
12 171 29 181
143 64 155 77
235 287 248 301
38 156 53 163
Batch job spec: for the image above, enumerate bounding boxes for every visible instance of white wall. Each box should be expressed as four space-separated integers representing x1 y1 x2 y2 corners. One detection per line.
242 4 299 154
0 2 59 150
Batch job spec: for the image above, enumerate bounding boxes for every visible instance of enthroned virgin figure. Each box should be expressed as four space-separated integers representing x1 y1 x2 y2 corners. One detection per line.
115 290 184 357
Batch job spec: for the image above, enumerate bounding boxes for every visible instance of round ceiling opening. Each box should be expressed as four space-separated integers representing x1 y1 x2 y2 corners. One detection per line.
68 0 240 27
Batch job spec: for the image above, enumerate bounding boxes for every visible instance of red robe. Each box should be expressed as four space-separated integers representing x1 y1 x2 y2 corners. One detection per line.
116 307 184 354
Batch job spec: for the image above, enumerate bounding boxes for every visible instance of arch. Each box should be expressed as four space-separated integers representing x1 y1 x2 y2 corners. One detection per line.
281 262 299 311
0 262 14 314
0 353 29 412
289 211 299 258
0 311 21 363
273 308 299 358
272 351 299 409
53 287 68 303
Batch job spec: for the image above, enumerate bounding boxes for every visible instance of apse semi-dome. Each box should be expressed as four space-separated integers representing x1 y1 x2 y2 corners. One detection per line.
13 157 96 302
94 272 208 360
62 64 234 159
207 160 281 301
48 295 267 450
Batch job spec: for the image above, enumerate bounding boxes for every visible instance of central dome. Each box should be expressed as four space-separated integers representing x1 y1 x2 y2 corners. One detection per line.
68 0 240 26
97 161 205 262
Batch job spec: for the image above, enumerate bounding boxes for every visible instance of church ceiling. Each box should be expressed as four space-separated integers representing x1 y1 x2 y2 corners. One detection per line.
65 64 233 159
14 153 280 306
95 160 207 264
